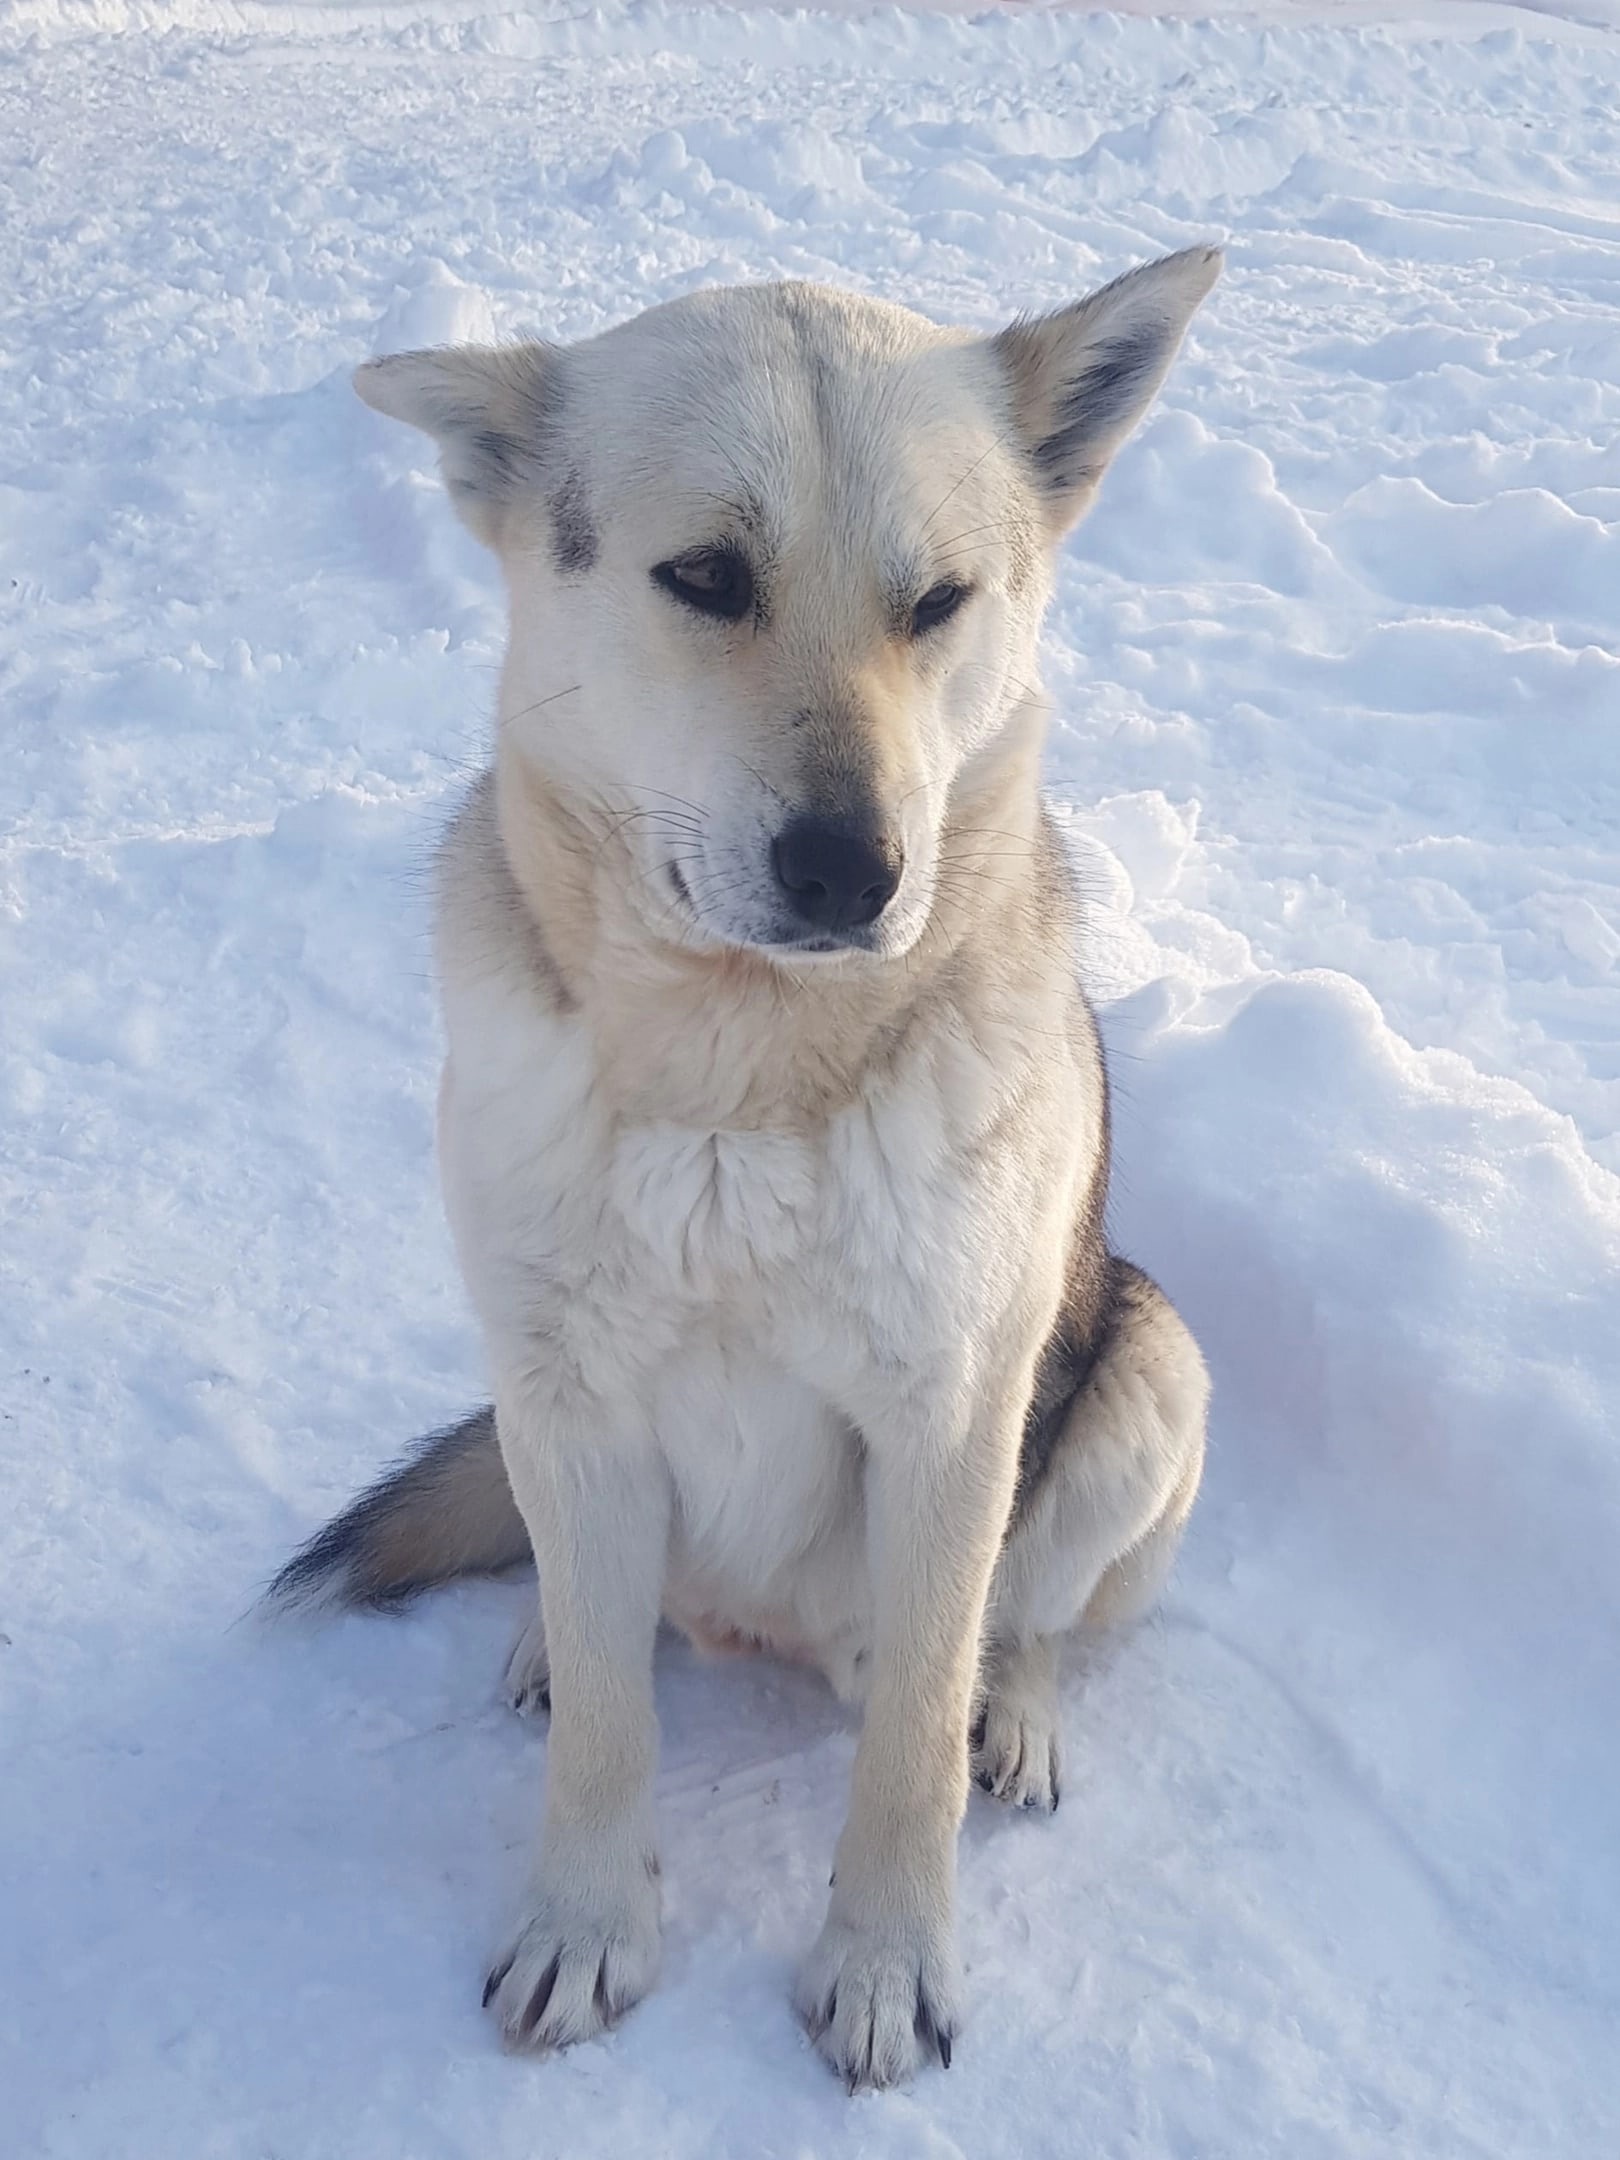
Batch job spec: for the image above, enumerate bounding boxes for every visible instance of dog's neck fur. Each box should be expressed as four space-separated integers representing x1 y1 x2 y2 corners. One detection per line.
491 701 1064 1133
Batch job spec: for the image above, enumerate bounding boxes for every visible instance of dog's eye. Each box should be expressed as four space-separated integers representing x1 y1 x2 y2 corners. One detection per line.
910 580 972 637
652 548 755 624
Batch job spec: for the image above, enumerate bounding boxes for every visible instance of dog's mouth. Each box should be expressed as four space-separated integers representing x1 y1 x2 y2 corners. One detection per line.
768 934 856 958
664 856 876 963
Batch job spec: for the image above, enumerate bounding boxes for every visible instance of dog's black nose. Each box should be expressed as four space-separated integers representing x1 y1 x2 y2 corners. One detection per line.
771 815 904 932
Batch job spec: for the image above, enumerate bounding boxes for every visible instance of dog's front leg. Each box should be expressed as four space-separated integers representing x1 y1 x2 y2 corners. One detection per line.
482 1365 669 2052
795 1370 1031 2089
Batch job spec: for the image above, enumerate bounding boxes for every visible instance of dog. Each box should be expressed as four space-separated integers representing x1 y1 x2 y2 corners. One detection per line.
272 249 1218 2090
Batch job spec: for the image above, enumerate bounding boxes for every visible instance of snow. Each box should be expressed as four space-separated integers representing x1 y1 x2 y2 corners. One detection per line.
3 2 1617 2154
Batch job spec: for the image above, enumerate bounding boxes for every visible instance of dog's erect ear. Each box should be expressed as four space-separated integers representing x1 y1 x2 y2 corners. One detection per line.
992 247 1222 532
353 343 557 546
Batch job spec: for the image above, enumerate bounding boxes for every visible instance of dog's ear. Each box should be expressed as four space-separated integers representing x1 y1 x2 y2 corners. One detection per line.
992 247 1222 532
353 343 557 547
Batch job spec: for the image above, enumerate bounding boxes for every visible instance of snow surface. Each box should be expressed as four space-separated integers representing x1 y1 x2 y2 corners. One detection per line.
3 3 1618 2155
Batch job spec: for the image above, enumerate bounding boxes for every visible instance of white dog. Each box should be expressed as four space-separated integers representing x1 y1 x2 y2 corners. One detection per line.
274 249 1218 2089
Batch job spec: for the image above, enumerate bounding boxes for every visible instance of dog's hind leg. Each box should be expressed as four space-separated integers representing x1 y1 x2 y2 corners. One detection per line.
1081 1441 1204 1630
978 1259 1208 1813
971 1633 1063 1812
505 1595 551 1718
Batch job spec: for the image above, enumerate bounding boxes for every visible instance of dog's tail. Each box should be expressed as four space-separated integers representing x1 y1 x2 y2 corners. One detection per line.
266 1406 529 1610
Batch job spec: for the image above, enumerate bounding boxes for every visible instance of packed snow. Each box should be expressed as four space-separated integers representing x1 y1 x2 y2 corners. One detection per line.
2 2 1617 2155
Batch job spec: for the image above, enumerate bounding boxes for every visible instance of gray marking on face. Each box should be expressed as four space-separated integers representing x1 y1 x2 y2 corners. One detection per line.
550 468 598 575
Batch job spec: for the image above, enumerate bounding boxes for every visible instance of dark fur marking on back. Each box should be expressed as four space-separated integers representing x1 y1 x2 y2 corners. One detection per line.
1012 1254 1163 1527
1010 840 1115 1517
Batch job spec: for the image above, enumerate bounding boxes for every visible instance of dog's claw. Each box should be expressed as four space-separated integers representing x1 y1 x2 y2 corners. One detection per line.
797 1915 961 2089
481 1955 513 2010
516 1953 561 2041
920 1978 959 2064
971 1698 1061 1814
914 1992 955 2070
485 1880 661 2053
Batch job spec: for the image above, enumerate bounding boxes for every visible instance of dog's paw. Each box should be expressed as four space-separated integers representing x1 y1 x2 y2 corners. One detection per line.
970 1683 1062 1813
483 1872 660 2052
504 1608 551 1719
794 1908 960 2091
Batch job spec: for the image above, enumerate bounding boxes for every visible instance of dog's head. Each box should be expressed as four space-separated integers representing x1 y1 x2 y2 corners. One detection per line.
357 250 1220 964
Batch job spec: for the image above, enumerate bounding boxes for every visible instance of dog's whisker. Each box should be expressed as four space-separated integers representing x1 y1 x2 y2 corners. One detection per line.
501 683 584 729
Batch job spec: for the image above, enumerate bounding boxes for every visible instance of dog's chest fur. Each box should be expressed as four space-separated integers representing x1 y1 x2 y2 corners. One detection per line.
441 936 1045 1392
435 788 1089 1668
